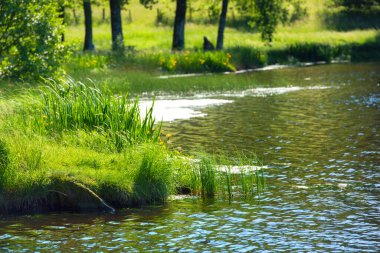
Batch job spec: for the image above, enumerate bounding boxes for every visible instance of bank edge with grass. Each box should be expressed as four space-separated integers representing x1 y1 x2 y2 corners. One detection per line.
0 79 265 215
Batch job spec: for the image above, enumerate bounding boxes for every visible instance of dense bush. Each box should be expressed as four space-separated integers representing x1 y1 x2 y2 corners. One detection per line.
227 47 268 68
159 51 236 73
0 0 67 80
287 43 350 62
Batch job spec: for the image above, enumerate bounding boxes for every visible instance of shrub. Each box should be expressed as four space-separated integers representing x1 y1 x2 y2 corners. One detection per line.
0 0 67 81
159 51 236 73
286 43 351 63
228 47 268 68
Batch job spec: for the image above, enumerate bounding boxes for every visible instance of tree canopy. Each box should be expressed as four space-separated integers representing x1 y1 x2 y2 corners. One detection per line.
0 0 67 80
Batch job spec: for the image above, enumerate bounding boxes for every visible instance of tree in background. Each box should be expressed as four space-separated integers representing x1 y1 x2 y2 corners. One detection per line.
138 0 188 50
216 0 229 50
140 0 158 9
232 0 307 43
109 0 126 51
58 0 72 42
253 0 282 43
83 0 96 51
109 0 153 51
172 0 187 50
0 0 67 80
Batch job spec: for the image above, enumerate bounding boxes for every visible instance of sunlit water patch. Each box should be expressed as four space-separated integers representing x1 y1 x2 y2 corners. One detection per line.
140 99 233 121
140 86 332 122
215 85 331 98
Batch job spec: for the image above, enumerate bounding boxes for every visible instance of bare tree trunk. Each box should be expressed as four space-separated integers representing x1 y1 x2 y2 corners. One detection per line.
128 9 132 23
172 0 187 51
73 9 79 25
188 0 193 22
217 0 229 50
109 0 124 51
83 0 95 51
59 5 65 42
102 8 106 22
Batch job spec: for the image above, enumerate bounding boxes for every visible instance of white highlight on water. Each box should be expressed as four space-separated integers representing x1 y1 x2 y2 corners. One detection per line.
140 86 331 122
139 99 233 122
211 86 331 98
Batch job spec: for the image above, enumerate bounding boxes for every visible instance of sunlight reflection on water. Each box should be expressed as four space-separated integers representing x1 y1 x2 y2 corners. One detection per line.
140 86 331 122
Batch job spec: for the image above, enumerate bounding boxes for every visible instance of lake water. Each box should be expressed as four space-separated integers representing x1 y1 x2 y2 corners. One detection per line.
1 63 379 252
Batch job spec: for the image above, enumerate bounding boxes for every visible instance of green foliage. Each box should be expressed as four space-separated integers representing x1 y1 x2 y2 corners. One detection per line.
159 51 236 73
227 47 268 68
69 53 109 71
188 153 266 199
199 156 216 198
228 41 380 66
132 144 174 205
253 0 282 43
0 0 67 80
12 137 43 172
24 78 161 151
140 0 158 9
0 134 176 213
233 0 308 39
281 0 308 24
350 36 380 61
286 43 349 62
207 1 221 23
155 8 171 25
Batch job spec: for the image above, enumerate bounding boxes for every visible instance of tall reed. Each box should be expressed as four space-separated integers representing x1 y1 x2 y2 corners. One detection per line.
199 156 216 198
190 154 266 199
29 78 161 151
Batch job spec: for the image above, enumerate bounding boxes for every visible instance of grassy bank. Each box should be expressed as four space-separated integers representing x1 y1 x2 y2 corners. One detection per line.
0 79 264 214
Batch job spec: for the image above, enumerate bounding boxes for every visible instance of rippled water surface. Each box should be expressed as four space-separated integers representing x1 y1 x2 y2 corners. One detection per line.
1 63 380 252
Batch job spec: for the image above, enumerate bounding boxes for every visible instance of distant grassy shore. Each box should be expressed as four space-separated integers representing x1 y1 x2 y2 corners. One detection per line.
60 0 380 87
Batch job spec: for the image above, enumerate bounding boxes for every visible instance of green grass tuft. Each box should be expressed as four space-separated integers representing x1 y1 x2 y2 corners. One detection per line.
132 144 174 205
23 78 161 151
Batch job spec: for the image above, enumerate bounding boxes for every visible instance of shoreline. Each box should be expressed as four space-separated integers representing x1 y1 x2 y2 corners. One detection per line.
157 60 352 79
